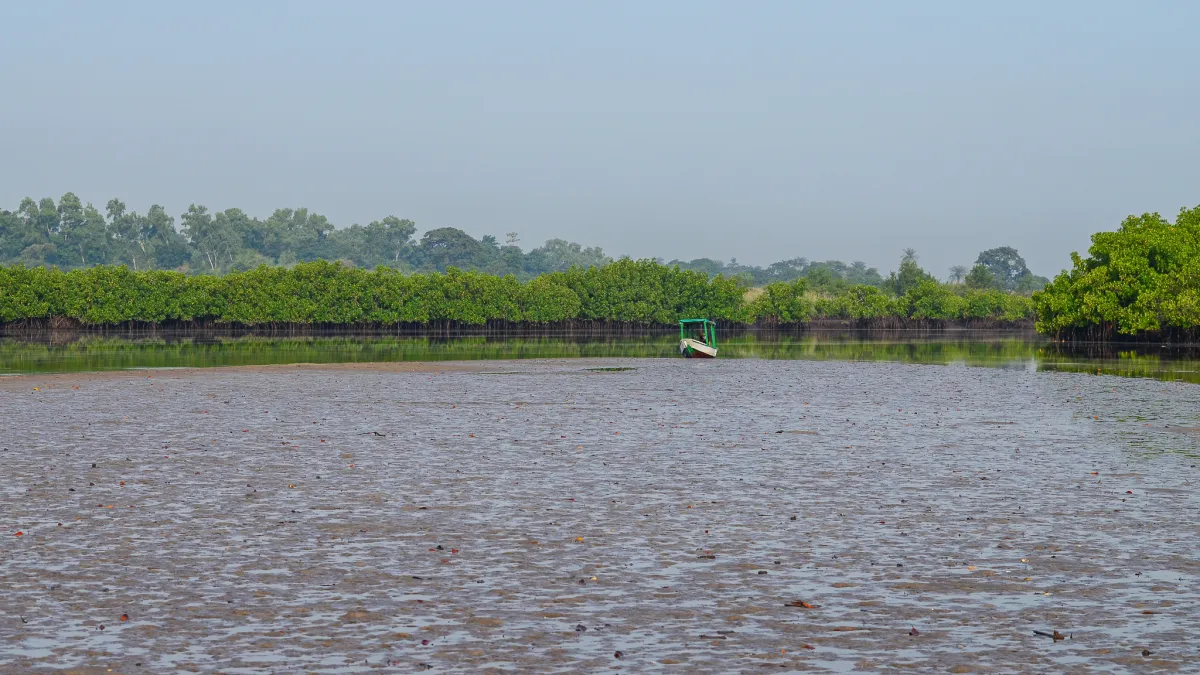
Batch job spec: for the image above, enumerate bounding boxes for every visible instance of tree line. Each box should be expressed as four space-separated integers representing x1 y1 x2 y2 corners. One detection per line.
1033 205 1200 340
0 193 608 278
671 247 1046 293
1 258 1033 328
0 193 1046 292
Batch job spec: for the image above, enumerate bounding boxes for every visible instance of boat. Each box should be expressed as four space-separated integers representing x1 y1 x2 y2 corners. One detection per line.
679 318 718 358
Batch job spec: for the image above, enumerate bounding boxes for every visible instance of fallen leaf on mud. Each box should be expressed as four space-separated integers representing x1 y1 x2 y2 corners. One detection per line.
786 601 817 609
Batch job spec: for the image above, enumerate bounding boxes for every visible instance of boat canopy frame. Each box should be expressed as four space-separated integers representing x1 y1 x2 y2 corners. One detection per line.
678 318 717 349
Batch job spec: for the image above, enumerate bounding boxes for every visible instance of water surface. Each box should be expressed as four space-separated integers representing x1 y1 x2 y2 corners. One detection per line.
3 358 1199 672
3 330 1200 384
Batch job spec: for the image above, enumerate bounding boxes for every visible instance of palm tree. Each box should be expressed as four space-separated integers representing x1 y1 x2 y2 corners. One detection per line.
948 265 968 284
902 248 919 264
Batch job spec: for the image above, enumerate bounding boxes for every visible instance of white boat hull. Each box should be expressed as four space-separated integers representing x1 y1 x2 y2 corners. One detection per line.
680 339 717 358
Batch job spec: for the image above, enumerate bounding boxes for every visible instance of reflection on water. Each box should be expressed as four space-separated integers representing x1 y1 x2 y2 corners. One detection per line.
1 328 1198 383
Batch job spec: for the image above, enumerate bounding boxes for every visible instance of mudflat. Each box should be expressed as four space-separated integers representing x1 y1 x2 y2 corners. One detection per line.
3 359 1198 672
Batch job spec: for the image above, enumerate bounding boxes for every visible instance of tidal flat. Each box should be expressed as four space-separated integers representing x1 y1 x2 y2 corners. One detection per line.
3 359 1199 673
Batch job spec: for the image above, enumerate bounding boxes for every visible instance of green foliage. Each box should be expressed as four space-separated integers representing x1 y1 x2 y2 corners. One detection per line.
3 194 1055 306
668 255 885 288
813 285 896 320
974 247 1028 287
965 264 998 289
749 278 1031 324
0 193 613 279
0 260 754 326
887 258 936 295
748 278 815 323
0 259 1035 327
904 280 966 319
1033 206 1200 336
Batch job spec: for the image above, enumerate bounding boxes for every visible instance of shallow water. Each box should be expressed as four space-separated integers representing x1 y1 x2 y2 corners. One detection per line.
3 358 1199 672
3 331 1200 384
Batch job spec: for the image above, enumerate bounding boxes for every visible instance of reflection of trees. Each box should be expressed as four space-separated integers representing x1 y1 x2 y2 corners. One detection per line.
4 330 1198 383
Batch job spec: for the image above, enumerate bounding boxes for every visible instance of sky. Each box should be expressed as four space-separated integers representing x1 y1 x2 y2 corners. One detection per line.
2 0 1198 278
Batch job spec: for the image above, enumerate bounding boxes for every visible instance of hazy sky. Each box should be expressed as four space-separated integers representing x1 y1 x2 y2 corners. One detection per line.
3 1 1198 277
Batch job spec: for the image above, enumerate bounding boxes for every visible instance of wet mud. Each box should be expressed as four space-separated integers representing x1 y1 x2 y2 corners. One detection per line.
3 359 1199 673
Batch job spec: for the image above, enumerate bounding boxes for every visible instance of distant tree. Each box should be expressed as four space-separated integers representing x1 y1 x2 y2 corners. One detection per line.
107 198 146 270
20 242 57 265
261 208 332 262
182 204 242 271
57 192 109 266
965 263 998 289
366 216 416 266
845 261 884 286
887 251 933 295
418 227 483 271
763 257 808 283
804 265 844 292
975 246 1031 290
0 192 951 285
145 205 190 269
1014 271 1050 293
670 258 728 278
525 238 609 274
0 209 28 260
948 265 968 284
22 197 61 245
